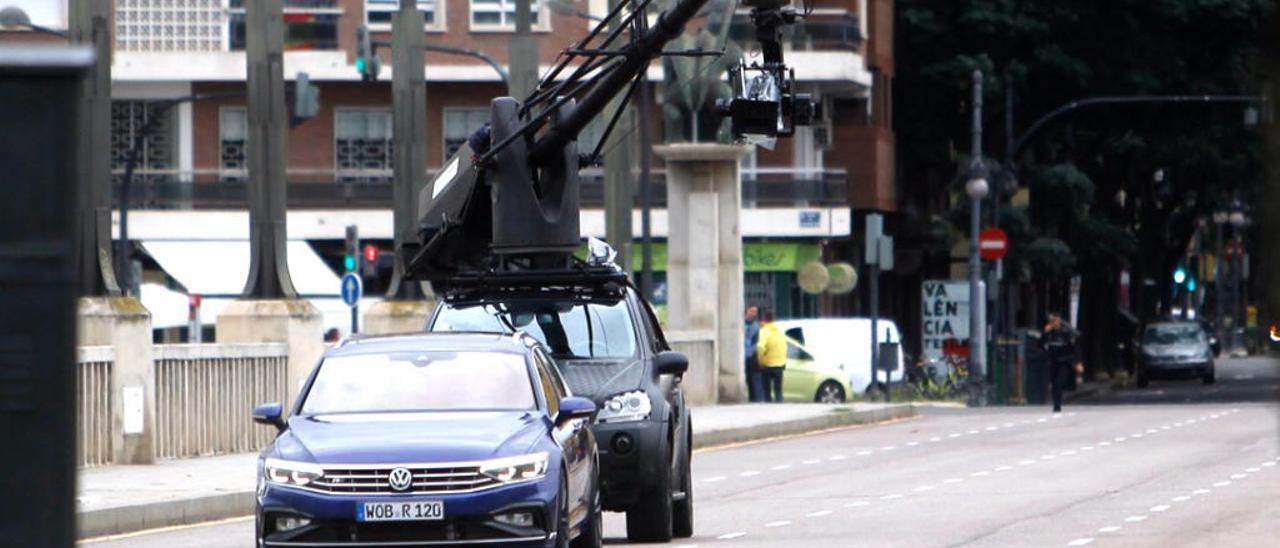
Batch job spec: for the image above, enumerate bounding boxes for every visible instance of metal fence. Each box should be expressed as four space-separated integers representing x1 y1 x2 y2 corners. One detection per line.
77 346 115 467
154 343 289 460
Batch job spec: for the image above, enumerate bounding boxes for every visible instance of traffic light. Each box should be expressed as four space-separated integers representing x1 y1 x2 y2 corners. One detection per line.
363 243 378 264
355 24 379 81
1172 266 1187 285
1186 276 1196 292
344 225 359 272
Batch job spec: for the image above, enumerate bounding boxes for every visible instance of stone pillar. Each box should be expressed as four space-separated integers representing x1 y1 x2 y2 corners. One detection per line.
78 297 154 465
655 143 752 403
364 296 435 335
216 301 323 408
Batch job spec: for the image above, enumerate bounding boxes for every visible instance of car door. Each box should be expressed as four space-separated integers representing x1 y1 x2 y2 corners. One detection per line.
534 349 591 520
782 329 818 401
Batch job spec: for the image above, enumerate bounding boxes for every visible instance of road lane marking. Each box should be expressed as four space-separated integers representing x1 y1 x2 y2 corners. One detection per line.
1081 446 1095 451
1213 481 1231 487
1067 538 1095 546
1041 455 1057 460
1114 437 1126 442
704 476 726 483
771 464 791 471
857 451 873 456
803 459 821 465
1149 505 1171 512
829 455 848 461
906 441 920 447
967 430 980 434
1246 468 1261 473
1145 429 1158 434
1018 460 1037 465
971 471 990 477
845 501 870 507
764 520 792 528
913 485 935 492
1171 496 1190 502
1099 442 1112 446
995 466 1013 472
1264 462 1277 467
880 494 904 500
949 433 963 438
717 532 746 540
943 478 964 483
1098 526 1121 533
986 426 999 431
1003 422 1015 427
1124 516 1147 523
929 437 942 442
880 446 897 451
1061 451 1078 456
1230 474 1246 479
806 511 832 518
1193 489 1211 495
740 471 760 477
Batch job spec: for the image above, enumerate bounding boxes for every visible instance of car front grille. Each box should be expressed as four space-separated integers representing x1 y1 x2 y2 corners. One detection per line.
309 465 500 495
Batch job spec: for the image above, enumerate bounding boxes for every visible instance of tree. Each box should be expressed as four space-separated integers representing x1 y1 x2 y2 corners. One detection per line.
895 0 1274 376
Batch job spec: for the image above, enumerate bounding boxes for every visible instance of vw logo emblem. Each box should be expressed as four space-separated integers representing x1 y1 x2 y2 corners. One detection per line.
387 468 413 492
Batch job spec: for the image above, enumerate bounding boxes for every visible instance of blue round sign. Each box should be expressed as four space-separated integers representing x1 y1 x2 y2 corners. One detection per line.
341 272 362 307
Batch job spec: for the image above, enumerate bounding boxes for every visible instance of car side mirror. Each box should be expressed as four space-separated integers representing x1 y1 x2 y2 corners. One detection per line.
655 351 688 376
253 402 286 432
558 396 596 422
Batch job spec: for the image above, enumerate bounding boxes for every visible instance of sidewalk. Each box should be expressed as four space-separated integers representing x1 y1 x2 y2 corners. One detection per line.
77 402 917 539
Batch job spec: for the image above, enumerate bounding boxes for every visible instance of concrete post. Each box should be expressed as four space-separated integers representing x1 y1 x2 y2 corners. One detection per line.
78 297 155 465
656 143 751 403
216 301 323 408
364 300 435 335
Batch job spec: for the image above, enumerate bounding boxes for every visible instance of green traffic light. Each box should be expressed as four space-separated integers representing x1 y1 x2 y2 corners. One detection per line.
1187 277 1197 291
1172 267 1187 285
344 255 357 271
355 57 366 73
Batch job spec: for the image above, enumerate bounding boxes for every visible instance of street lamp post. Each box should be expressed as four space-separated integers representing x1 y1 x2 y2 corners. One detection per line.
967 69 989 405
1229 205 1248 350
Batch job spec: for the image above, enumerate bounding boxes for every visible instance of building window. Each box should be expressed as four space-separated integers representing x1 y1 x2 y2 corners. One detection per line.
111 100 174 185
443 108 489 160
116 0 224 52
335 109 393 183
227 0 341 51
218 107 248 182
470 0 545 30
368 0 442 30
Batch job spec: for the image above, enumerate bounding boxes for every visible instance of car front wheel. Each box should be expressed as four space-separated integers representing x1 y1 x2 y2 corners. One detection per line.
816 381 846 403
626 432 674 542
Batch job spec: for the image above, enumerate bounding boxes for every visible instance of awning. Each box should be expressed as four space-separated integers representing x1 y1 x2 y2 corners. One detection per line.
141 240 340 297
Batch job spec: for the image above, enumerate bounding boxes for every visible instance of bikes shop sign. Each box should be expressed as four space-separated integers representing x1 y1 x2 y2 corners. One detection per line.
921 280 971 361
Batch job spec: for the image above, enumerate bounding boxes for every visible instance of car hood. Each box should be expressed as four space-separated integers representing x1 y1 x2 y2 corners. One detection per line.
272 411 546 464
556 356 646 401
1143 343 1207 359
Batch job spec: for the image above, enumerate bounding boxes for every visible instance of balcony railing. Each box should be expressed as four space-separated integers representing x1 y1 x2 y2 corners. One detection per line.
111 168 848 210
728 9 862 52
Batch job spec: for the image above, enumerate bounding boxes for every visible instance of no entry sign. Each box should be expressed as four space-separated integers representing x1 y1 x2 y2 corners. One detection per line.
979 228 1008 261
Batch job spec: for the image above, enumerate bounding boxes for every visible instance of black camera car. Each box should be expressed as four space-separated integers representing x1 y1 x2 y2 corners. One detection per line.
425 262 694 542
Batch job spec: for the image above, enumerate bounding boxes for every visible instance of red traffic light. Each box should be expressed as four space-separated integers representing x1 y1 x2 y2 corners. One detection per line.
363 244 378 263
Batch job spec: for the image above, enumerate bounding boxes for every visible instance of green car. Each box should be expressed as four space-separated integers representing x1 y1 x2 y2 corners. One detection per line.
779 334 853 403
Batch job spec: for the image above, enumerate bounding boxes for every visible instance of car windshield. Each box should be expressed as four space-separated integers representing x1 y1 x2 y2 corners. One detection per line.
1143 325 1206 345
433 300 637 359
300 351 536 414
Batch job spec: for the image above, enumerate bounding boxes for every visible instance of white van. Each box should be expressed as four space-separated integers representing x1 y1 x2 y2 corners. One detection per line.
773 318 905 394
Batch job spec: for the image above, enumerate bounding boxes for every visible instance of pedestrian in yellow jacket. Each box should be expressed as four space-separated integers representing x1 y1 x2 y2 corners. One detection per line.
755 310 787 402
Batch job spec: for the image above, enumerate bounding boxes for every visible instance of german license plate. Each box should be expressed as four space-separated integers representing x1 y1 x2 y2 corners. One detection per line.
357 500 444 522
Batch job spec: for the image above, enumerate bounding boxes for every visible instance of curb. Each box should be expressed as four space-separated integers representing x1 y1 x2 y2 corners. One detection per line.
1065 378 1126 403
79 491 255 540
78 405 918 539
691 404 919 450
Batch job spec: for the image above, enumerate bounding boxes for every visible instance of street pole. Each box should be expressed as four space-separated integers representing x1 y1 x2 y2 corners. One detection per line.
968 69 988 403
508 0 539 98
71 0 120 297
638 70 654 296
387 0 427 300
865 213 882 400
1214 215 1224 345
241 0 297 299
603 0 634 274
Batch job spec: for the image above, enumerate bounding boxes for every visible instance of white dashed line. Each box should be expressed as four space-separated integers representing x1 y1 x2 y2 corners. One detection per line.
943 478 964 484
1171 496 1190 502
880 494 904 500
764 520 792 528
1067 538 1095 546
802 459 821 465
995 466 1013 472
1193 489 1211 495
1081 446 1095 451
704 476 726 483
1264 462 1277 468
1150 505 1171 512
1124 516 1147 523
674 544 699 548
971 471 990 477
880 446 897 451
1038 418 1049 423
1145 429 1158 434
949 433 963 438
1230 474 1246 480
1041 455 1057 460
1114 437 1126 442
929 437 942 443
717 532 746 540
857 451 873 456
1061 451 1078 456
986 426 999 431
740 471 760 477
912 485 935 492
1098 526 1121 533
771 464 791 471
1098 442 1112 447
1214 481 1231 487
906 441 920 447
829 455 847 461
1003 423 1015 427
806 510 832 518
967 430 980 435
1246 468 1261 473
1018 460 1037 465
845 501 870 508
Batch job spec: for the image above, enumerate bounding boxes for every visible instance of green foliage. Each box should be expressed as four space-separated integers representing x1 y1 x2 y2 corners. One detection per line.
1024 237 1075 280
1030 163 1095 230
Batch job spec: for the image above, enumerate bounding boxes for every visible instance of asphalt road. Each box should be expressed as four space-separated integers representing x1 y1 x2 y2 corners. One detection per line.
84 356 1280 547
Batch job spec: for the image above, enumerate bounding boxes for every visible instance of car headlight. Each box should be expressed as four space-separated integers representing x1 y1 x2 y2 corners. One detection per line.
480 453 548 483
597 390 651 423
263 458 324 487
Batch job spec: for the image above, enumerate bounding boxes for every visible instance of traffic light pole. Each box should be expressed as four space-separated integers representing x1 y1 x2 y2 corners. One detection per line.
71 0 120 297
242 0 297 299
387 0 427 300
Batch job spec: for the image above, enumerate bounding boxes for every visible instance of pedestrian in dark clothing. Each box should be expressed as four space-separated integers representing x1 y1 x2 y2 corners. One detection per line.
1042 313 1083 413
744 304 763 402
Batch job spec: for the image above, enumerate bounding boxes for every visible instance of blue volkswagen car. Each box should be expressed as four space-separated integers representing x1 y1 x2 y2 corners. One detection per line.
252 332 602 547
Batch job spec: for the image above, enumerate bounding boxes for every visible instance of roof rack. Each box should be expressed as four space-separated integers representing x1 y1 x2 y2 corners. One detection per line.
437 260 630 303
